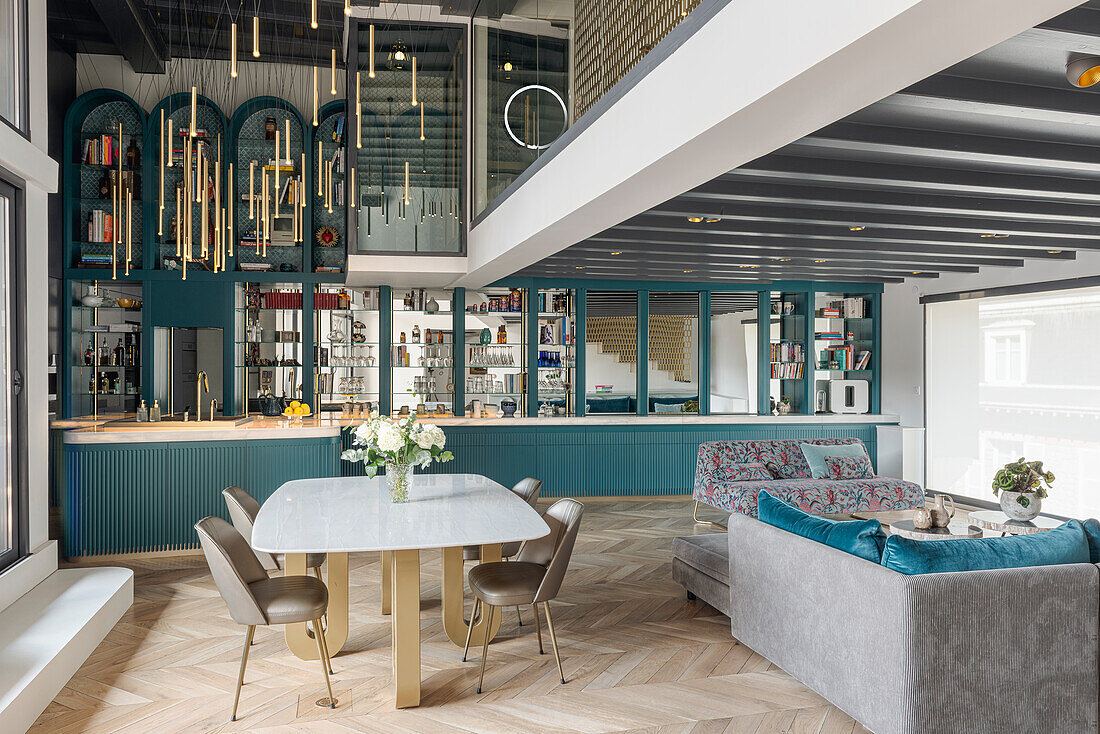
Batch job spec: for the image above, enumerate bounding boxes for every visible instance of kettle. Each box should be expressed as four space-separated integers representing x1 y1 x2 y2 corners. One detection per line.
258 389 284 417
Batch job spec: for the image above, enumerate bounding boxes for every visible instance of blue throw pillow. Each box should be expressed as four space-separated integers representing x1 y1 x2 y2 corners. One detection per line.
800 441 869 479
757 490 886 563
881 520 1091 575
1081 518 1100 563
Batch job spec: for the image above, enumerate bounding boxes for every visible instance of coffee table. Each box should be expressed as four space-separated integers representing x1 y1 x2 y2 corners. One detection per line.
969 510 1062 536
891 519 982 540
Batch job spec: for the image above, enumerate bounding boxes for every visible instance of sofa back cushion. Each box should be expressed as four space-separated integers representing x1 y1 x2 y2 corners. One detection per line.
724 462 773 482
881 519 1091 575
800 442 872 479
824 455 874 480
757 490 886 563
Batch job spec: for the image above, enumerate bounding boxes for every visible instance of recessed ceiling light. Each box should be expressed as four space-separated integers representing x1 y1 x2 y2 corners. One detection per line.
610 251 622 255
1068 56 1100 88
704 217 721 223
1048 250 1063 254
739 264 759 269
980 233 1009 238
814 259 826 263
687 216 703 223
849 226 865 232
778 258 791 262
575 266 584 269
911 271 921 275
682 269 693 273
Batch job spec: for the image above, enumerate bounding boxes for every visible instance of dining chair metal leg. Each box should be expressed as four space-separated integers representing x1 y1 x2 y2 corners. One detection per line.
230 625 256 721
532 603 544 654
476 604 496 694
542 602 566 685
313 618 337 709
462 598 481 662
516 605 523 626
317 617 334 675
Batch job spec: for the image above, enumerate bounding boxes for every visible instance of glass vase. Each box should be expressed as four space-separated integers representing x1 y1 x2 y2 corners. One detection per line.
385 461 413 503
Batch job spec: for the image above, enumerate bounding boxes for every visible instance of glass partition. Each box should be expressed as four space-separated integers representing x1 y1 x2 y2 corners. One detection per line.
473 1 572 216
648 292 699 414
464 288 526 417
354 22 465 253
710 292 758 414
70 280 144 418
585 291 637 414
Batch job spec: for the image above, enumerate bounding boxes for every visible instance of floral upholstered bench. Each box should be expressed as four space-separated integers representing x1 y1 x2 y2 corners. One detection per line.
692 438 924 525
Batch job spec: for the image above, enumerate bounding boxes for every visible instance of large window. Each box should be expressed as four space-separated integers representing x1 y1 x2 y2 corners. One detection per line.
585 291 637 414
648 292 699 414
926 285 1100 518
709 292 757 414
0 0 27 133
0 179 25 573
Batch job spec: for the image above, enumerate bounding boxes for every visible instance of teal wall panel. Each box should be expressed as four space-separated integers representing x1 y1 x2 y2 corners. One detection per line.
165 441 248 550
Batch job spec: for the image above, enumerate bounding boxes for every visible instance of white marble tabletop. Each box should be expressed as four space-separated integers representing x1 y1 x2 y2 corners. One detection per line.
252 473 551 553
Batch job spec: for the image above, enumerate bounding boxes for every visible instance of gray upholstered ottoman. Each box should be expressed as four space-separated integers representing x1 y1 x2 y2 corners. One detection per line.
671 533 730 616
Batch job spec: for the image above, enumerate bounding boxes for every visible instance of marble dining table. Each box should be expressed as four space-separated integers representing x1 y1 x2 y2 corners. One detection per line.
251 473 551 708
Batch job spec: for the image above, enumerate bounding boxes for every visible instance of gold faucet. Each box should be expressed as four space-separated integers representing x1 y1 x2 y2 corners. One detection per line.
196 370 209 422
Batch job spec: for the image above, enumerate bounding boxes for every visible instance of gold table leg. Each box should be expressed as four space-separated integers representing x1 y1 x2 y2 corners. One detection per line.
284 553 349 660
441 544 502 647
381 550 392 615
391 549 420 708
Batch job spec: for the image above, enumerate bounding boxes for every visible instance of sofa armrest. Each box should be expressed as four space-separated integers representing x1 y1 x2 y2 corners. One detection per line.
726 513 1099 733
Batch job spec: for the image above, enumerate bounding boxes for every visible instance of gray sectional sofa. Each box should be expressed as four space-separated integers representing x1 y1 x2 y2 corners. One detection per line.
673 512 1099 734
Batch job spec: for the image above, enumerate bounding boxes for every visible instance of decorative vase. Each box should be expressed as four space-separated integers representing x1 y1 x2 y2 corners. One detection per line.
386 461 413 503
929 494 955 528
912 505 932 530
1000 490 1041 521
776 402 791 415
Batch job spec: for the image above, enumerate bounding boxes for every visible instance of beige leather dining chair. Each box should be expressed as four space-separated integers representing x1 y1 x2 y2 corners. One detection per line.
223 486 325 575
462 498 584 694
195 516 336 721
463 477 543 561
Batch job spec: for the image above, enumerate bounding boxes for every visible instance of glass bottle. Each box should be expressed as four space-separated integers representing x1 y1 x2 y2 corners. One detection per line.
400 331 406 344
425 327 432 343
437 330 444 344
412 324 421 343
84 345 93 365
150 399 162 422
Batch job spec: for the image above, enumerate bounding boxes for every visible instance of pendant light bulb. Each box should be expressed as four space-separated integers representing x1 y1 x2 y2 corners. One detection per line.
230 22 238 77
189 86 197 137
344 0 350 16
284 119 290 162
356 71 362 149
368 24 375 78
420 103 424 141
330 48 337 95
252 15 260 57
311 0 318 29
411 56 418 106
312 66 319 126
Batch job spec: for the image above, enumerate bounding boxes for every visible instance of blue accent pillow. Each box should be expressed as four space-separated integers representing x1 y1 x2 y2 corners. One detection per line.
586 396 632 414
650 395 696 412
757 490 886 563
881 520 1091 575
1081 518 1100 563
800 441 869 479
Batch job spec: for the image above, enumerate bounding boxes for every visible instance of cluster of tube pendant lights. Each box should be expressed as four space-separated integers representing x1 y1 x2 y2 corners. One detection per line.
142 0 426 281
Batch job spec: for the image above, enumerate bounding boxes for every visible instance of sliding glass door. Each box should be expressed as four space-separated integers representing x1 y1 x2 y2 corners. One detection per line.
0 179 24 573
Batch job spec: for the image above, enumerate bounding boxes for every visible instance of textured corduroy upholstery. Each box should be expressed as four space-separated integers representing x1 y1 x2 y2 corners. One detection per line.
723 512 1099 734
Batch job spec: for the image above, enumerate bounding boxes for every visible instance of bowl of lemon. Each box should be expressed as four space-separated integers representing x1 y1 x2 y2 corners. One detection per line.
282 400 312 423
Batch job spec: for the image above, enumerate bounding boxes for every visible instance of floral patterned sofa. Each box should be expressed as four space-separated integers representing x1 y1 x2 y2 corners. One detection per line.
693 438 924 517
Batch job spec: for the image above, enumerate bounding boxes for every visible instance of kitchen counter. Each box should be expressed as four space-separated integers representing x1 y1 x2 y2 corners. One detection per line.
62 416 344 444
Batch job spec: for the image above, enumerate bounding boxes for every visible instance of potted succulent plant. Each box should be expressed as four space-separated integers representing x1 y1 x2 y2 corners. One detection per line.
992 457 1054 521
341 413 453 503
776 396 793 415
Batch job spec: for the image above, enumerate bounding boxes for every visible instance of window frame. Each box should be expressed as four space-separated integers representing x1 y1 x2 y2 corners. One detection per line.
0 0 30 137
0 175 27 574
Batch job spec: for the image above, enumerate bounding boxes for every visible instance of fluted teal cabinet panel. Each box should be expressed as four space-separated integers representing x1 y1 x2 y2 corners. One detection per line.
62 435 341 557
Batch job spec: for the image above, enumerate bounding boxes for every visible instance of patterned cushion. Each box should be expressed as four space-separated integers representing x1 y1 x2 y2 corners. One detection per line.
694 477 925 517
725 462 773 481
825 455 874 480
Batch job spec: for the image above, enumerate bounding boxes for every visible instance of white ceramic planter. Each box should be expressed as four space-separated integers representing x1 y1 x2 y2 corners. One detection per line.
1000 491 1042 521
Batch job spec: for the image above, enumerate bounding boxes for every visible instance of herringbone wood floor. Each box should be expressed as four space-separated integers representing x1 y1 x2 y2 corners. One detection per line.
32 499 872 734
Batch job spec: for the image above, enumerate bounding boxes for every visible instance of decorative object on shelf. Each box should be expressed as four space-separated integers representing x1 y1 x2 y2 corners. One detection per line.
501 398 517 417
479 328 491 345
993 457 1055 522
776 396 792 415
315 225 339 247
912 505 933 530
929 494 955 528
425 296 439 313
258 388 284 416
341 414 454 503
81 292 111 308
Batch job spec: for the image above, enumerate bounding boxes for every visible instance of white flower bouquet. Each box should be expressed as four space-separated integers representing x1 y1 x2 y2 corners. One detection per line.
341 414 453 501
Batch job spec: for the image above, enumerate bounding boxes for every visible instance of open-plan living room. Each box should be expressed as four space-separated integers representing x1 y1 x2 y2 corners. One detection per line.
2 0 1100 732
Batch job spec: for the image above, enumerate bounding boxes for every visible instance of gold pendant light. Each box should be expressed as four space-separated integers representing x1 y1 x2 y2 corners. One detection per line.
368 25 375 78
356 71 362 149
248 160 255 219
404 161 410 204
350 167 356 209
175 187 181 257
311 0 318 29
230 22 238 77
330 48 337 95
411 56 418 106
344 0 350 15
189 86 197 137
125 188 132 275
253 15 260 58
227 162 234 257
312 66 319 126
284 119 290 161
420 103 424 140
274 129 280 206
317 140 323 195
158 108 165 236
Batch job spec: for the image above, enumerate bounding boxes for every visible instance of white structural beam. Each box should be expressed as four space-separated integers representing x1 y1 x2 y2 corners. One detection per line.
460 0 1082 287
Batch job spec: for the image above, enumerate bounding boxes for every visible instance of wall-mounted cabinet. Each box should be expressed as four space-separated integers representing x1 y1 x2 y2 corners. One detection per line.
813 291 877 415
312 101 347 274
535 288 577 416
236 283 306 413
464 288 526 417
67 280 144 417
313 286 380 414
390 289 455 417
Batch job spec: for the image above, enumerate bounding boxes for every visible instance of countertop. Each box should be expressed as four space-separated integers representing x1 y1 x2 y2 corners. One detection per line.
61 412 900 444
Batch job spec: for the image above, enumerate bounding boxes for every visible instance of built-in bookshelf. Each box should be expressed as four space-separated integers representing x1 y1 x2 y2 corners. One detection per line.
390 289 454 417
235 283 306 414
312 101 347 274
464 288 526 417
536 288 577 416
769 291 808 414
313 286 379 414
813 292 875 414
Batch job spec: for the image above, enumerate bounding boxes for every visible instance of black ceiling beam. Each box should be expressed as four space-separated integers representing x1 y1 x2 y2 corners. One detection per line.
520 265 907 284
540 250 978 275
897 75 1100 121
600 228 1076 260
572 241 1024 268
731 155 1100 209
88 0 168 73
794 122 1100 178
648 196 1100 240
612 218 1087 254
681 179 1100 226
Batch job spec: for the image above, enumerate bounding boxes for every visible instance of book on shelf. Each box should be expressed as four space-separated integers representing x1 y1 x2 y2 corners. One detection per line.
332 114 345 144
83 135 117 166
86 210 114 243
854 350 871 370
818 297 869 318
815 331 845 340
769 341 805 363
503 373 525 393
539 316 575 345
770 362 804 379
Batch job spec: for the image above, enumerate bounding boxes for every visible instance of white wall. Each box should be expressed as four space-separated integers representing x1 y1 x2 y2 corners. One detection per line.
0 0 59 605
710 313 755 413
882 252 1100 428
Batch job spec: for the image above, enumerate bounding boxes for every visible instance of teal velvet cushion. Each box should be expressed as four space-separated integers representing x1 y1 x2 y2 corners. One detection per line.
1082 518 1100 563
881 519 1091 575
799 441 870 479
757 490 886 563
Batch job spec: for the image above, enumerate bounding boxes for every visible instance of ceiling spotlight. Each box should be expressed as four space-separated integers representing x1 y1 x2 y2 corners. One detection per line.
704 217 721 223
911 271 921 275
683 269 693 273
610 251 622 255
575 265 584 269
739 264 759 269
1067 56 1100 88
980 233 1009 238
687 216 703 223
849 225 865 231
778 258 791 262
1048 250 1063 254
814 259 826 263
